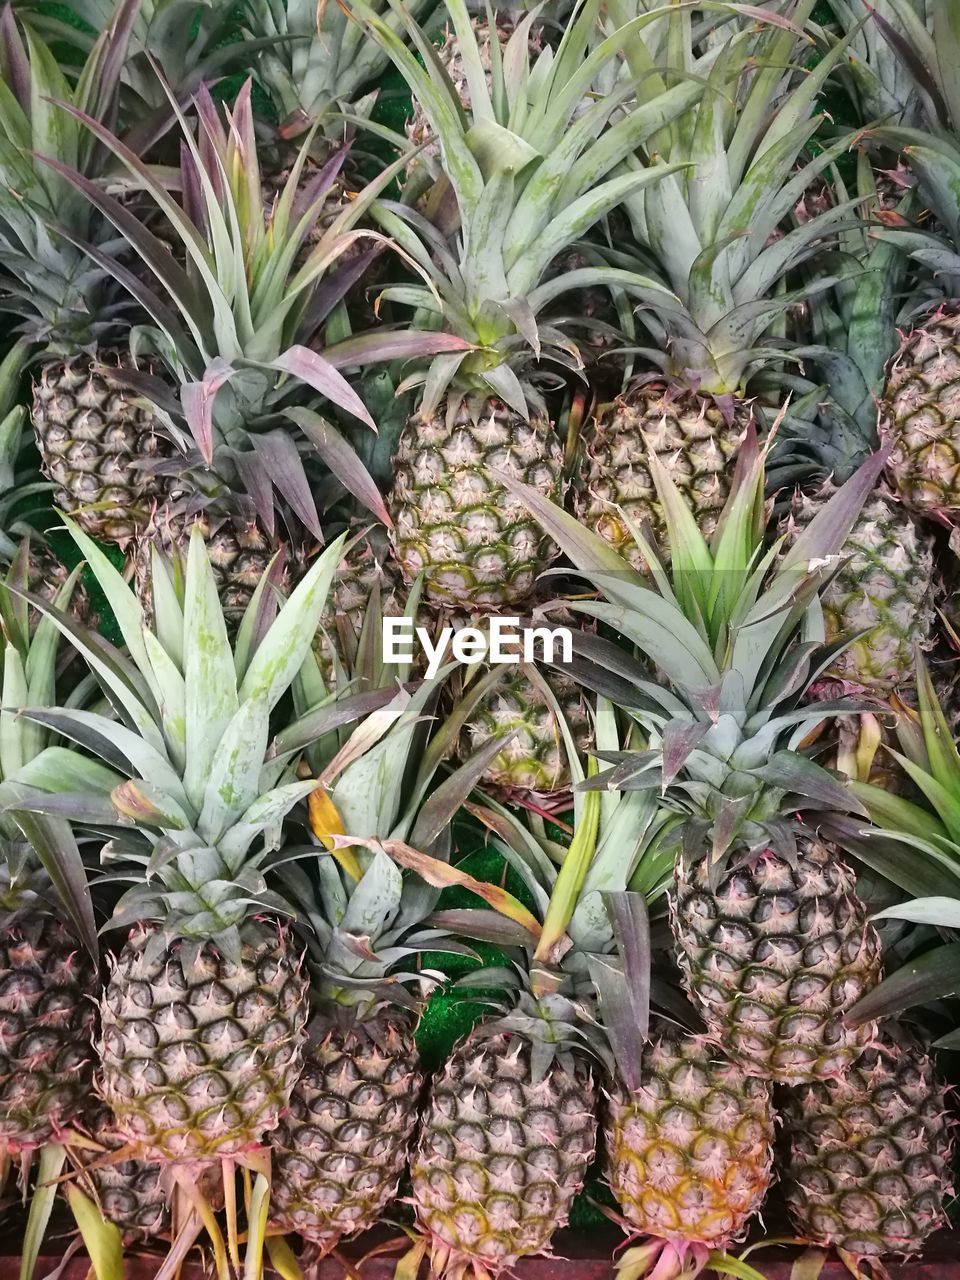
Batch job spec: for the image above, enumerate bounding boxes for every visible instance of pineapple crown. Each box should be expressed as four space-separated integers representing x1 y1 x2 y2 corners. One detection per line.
360 0 708 419
13 518 380 964
865 1 960 298
814 0 928 127
281 641 541 1015
0 0 139 354
820 648 960 1047
497 428 884 876
42 75 470 542
433 705 678 1076
770 152 917 484
251 0 443 142
611 0 868 399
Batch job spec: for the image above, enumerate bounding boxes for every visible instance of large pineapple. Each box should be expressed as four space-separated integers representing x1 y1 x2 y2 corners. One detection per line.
605 1020 775 1254
572 0 863 554
52 76 464 612
0 1 172 544
503 430 888 1084
781 1028 954 1258
358 0 706 609
21 520 351 1165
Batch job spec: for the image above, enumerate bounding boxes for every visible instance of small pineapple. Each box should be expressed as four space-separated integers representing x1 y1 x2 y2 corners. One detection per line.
781 1028 955 1258
782 487 935 691
456 662 592 801
269 649 485 1251
605 1019 775 1251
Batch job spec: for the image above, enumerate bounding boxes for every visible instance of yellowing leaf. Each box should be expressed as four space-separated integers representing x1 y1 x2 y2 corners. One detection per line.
64 1184 123 1280
308 786 362 881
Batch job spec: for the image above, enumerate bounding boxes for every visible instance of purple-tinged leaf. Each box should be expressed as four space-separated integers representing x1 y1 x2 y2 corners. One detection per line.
284 406 390 527
89 0 141 127
662 721 709 789
779 451 887 574
323 329 476 369
753 751 867 815
250 430 322 541
0 5 30 114
269 686 404 759
409 730 520 852
233 449 277 538
180 138 206 237
845 943 960 1026
3 791 121 825
290 145 349 235
587 952 643 1092
270 346 374 428
193 80 228 197
182 358 234 463
302 247 384 333
426 909 533 949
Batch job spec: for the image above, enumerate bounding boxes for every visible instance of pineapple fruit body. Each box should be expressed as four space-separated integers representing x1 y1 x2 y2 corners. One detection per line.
574 387 744 567
605 1021 775 1247
269 1012 423 1249
135 505 305 625
884 305 960 524
389 399 565 610
0 914 98 1151
85 1103 169 1241
412 1030 597 1275
32 353 170 544
784 488 935 690
670 842 883 1083
98 926 308 1161
457 666 592 798
781 1032 955 1257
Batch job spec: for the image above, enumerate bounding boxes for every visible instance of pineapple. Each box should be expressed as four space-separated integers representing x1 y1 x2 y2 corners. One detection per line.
781 1028 955 1258
502 429 888 1083
20 519 352 1164
51 76 466 612
358 0 710 609
0 0 170 543
782 488 935 691
571 1 864 555
605 1019 775 1256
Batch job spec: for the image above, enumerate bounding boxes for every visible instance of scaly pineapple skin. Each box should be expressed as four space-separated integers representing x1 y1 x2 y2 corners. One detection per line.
0 915 98 1150
135 505 305 623
605 1021 775 1247
32 353 169 544
270 1013 423 1250
85 1103 168 1241
389 400 565 610
781 1033 955 1258
670 842 882 1083
884 305 960 520
412 1031 597 1274
458 666 592 796
574 387 744 567
784 488 935 690
98 927 308 1161
314 526 406 684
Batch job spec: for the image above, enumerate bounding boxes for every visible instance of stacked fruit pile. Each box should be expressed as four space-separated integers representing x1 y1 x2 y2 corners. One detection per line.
0 0 956 1277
